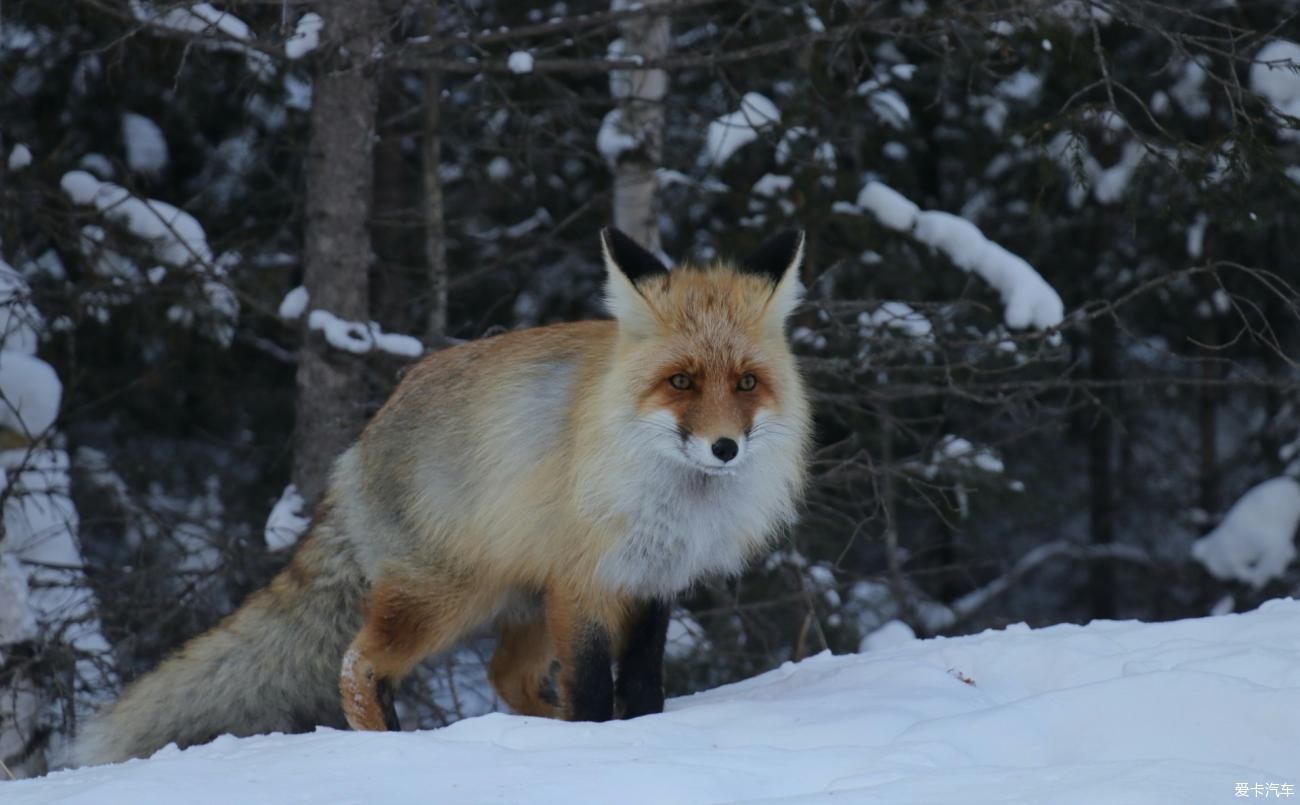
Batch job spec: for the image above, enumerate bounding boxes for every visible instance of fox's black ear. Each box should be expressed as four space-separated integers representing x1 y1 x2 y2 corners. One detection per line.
747 230 806 338
602 227 667 332
741 230 805 286
601 227 668 285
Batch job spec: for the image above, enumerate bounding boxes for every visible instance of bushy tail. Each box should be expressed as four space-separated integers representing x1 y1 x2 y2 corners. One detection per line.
72 530 366 766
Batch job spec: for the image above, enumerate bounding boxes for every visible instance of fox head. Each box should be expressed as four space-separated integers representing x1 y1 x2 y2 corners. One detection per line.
600 227 810 479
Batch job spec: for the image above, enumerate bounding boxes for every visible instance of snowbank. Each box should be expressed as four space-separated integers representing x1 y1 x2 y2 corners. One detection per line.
14 600 1300 803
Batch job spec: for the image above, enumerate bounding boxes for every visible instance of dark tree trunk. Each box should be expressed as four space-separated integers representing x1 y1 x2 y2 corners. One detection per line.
293 1 381 507
1088 314 1117 620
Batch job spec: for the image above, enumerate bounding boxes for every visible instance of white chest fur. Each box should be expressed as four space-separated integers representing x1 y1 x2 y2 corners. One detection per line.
591 457 795 598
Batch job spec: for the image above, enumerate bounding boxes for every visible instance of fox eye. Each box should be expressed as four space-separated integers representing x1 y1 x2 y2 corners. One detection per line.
668 373 693 390
737 373 758 392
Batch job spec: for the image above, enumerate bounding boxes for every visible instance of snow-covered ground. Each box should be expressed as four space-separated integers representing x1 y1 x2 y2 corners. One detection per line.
13 600 1300 804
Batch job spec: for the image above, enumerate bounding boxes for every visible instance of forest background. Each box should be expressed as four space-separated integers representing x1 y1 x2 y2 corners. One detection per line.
2 0 1299 777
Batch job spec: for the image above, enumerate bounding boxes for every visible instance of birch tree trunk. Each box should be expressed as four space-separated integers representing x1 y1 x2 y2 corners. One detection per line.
423 66 448 344
603 0 671 252
293 1 381 507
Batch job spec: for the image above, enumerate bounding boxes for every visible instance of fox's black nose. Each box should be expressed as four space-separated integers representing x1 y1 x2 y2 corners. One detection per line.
711 438 739 463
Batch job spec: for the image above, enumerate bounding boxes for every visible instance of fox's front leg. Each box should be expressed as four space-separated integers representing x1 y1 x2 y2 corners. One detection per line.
616 599 669 719
544 587 620 722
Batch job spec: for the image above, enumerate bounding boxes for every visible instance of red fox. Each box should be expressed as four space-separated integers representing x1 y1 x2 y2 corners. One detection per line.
73 228 812 765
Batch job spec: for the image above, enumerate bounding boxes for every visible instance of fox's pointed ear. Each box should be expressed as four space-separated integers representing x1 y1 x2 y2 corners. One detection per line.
601 227 667 332
743 230 805 336
741 230 804 286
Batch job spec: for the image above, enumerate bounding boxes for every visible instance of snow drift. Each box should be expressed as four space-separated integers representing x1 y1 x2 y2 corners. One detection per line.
12 599 1300 804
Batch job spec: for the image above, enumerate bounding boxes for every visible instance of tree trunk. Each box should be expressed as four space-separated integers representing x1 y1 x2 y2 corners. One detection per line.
423 65 448 343
1088 314 1117 620
293 1 381 507
606 0 670 252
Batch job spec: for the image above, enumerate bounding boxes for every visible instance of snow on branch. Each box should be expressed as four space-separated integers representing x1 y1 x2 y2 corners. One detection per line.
61 171 212 269
61 171 241 345
128 1 272 77
264 484 310 551
285 12 323 60
1251 39 1300 141
849 181 1064 332
700 92 781 166
1192 477 1300 590
307 310 423 358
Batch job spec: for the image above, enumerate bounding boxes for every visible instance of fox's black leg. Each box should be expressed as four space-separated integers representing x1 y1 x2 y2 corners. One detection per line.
375 678 402 731
616 599 669 719
567 622 614 721
546 589 615 722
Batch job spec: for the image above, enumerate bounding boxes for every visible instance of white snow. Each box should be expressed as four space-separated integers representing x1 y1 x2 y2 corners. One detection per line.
1170 57 1211 119
701 92 780 165
596 109 639 164
855 181 1064 330
0 260 44 355
934 434 1005 474
773 126 835 169
859 618 917 651
996 69 1042 102
1192 477 1300 589
8 143 32 171
507 51 535 74
308 310 371 354
866 88 910 129
60 171 213 268
801 3 825 33
859 301 933 339
60 170 101 204
132 1 251 41
79 153 114 179
855 76 912 130
285 12 323 60
1251 40 1300 138
16 600 1300 803
370 328 423 359
264 484 309 551
751 173 792 198
486 156 512 181
0 352 62 436
130 1 270 78
277 286 309 320
0 447 113 694
308 310 423 358
0 255 112 770
1187 212 1208 259
890 63 917 80
121 112 169 176
856 181 919 230
0 553 37 644
665 612 711 660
